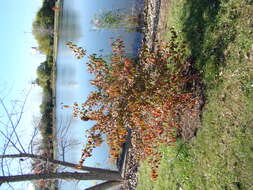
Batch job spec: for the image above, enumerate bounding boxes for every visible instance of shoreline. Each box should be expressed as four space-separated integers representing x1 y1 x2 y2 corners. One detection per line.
119 1 172 189
141 0 162 50
50 0 64 189
142 0 173 50
119 0 205 189
52 0 63 162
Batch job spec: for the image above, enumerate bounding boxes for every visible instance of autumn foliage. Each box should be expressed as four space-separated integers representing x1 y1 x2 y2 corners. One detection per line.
69 28 198 180
79 132 103 166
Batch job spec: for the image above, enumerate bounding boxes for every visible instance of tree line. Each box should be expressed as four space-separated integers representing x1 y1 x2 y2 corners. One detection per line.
33 0 55 143
32 1 56 188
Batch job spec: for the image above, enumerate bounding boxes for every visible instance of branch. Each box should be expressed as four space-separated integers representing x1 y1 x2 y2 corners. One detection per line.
85 181 122 190
0 153 118 174
0 130 22 153
0 171 122 184
27 126 39 154
0 88 32 153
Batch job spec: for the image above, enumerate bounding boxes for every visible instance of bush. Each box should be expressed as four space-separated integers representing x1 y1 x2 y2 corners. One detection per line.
71 28 199 179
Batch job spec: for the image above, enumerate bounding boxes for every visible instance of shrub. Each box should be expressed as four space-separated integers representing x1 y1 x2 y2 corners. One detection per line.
71 28 198 179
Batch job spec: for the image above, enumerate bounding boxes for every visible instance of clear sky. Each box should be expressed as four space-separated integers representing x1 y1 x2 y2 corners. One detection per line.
0 1 44 189
0 0 46 85
0 0 44 126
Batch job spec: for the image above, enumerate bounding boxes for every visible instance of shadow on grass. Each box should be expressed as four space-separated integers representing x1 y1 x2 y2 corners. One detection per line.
181 0 237 82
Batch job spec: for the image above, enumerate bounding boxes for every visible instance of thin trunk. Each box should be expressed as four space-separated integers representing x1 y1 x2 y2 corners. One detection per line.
85 180 122 190
0 171 122 184
0 153 115 174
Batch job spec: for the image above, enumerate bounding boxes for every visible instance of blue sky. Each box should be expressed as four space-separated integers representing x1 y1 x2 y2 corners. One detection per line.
0 0 44 127
0 1 44 189
0 0 45 85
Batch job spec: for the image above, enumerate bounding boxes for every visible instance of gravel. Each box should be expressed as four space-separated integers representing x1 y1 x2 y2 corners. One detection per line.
119 1 163 189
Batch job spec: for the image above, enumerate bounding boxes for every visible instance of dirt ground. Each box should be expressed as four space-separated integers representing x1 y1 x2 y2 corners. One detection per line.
155 0 205 141
155 0 171 42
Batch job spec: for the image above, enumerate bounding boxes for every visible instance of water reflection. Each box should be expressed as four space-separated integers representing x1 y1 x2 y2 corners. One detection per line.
56 0 143 189
91 7 144 31
57 64 77 86
60 7 82 41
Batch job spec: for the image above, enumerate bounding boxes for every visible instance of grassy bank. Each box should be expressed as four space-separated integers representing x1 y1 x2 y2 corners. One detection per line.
137 0 253 189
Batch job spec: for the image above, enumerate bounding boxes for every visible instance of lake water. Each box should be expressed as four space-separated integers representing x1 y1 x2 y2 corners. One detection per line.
55 0 143 189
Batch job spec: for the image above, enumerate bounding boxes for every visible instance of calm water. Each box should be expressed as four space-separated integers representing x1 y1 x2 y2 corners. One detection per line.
55 0 143 189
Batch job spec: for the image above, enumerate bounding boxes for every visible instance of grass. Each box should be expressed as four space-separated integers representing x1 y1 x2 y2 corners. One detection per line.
136 0 253 189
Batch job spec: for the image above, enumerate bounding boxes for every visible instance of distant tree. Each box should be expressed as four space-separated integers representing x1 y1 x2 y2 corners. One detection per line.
36 0 54 27
32 0 55 54
36 61 51 87
32 22 54 38
32 23 53 54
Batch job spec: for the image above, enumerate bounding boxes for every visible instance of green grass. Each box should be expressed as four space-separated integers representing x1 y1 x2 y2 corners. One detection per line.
137 0 253 189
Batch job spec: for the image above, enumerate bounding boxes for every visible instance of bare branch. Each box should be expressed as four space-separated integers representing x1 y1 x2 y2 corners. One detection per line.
0 171 122 184
0 89 31 153
0 130 22 153
6 182 15 190
0 153 118 174
28 126 39 154
85 181 122 190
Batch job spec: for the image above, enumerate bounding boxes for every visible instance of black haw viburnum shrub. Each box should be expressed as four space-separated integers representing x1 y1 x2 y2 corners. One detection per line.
69 28 198 180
